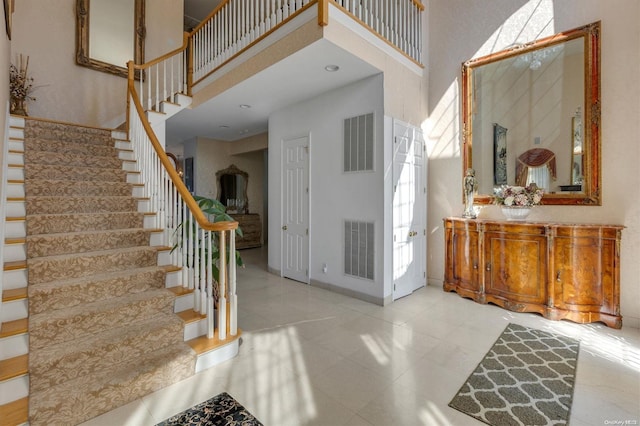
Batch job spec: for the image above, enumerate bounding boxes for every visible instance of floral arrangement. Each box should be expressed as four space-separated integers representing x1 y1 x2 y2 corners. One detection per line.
494 183 544 207
9 55 36 115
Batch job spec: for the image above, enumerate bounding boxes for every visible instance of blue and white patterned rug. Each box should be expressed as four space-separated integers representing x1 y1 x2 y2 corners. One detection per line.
449 323 580 425
156 392 263 426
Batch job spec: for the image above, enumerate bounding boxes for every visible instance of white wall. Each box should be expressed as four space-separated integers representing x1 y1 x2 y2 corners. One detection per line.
10 0 183 127
178 134 266 216
426 0 640 328
268 74 386 301
0 2 11 322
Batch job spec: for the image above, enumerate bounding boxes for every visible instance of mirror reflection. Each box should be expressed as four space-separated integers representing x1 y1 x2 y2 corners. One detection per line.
462 21 601 205
216 165 249 214
76 0 145 78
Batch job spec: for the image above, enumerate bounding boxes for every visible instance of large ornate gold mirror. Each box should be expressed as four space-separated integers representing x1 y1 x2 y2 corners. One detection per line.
462 21 601 205
76 0 145 78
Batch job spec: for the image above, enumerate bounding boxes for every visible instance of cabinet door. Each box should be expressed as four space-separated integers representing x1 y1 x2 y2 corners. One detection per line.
552 235 618 315
484 230 547 307
447 226 480 293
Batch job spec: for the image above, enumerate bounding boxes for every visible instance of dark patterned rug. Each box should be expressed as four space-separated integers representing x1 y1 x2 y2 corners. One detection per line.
156 392 263 426
449 323 580 426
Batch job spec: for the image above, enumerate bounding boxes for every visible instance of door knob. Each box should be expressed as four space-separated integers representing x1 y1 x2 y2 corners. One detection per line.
282 225 288 230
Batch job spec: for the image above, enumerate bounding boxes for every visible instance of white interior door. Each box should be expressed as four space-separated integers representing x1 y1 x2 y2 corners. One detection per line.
392 122 426 300
282 136 310 283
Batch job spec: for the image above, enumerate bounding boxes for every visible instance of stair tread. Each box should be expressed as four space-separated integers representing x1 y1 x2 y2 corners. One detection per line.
4 237 26 244
0 354 28 381
2 287 27 302
177 309 207 324
0 397 28 426
0 318 28 338
187 328 242 355
3 260 26 271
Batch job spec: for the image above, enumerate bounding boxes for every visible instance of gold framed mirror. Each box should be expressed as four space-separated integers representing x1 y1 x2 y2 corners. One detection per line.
462 21 601 205
76 0 145 78
216 165 249 214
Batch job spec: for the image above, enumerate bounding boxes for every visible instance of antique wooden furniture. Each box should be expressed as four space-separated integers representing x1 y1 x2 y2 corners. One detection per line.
232 214 262 249
444 217 623 328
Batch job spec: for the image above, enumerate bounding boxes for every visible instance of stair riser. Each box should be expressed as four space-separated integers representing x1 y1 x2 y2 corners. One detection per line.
28 249 159 284
195 339 239 373
1 299 27 323
26 197 138 216
7 165 24 180
29 293 176 350
29 269 166 315
2 268 27 290
7 151 23 165
6 182 24 198
24 129 113 147
25 182 133 197
27 229 150 258
9 125 25 138
8 138 23 151
4 220 26 238
184 317 208 341
27 213 144 235
0 375 28 406
3 243 26 262
5 200 25 217
25 165 126 182
25 152 121 169
25 139 117 157
174 293 194 313
0 333 28 361
118 150 135 161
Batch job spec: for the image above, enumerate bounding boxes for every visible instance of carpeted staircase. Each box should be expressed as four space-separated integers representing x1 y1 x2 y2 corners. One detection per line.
23 119 196 425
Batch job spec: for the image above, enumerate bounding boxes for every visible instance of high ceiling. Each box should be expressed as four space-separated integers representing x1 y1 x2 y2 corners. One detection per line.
168 1 381 145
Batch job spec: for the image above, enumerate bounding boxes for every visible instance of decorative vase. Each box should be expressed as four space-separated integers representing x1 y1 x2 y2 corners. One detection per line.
501 206 532 221
10 97 28 116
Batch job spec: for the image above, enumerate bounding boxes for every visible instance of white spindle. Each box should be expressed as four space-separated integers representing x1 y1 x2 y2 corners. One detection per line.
218 230 227 340
207 231 215 338
229 230 237 336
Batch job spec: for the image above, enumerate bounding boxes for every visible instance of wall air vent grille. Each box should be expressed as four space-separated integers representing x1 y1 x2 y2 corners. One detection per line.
343 113 374 172
344 220 374 280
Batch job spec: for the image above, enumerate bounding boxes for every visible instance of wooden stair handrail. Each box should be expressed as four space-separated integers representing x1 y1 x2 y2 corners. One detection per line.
126 64 237 233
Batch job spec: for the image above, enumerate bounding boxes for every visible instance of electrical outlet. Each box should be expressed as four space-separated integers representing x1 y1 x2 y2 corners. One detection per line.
322 263 328 273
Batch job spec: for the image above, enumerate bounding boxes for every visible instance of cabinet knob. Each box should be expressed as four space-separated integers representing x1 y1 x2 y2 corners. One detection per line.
282 225 288 231
473 263 478 269
556 271 561 282
486 263 491 271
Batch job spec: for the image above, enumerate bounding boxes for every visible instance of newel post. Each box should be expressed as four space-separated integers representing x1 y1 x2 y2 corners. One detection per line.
185 31 194 96
318 0 329 26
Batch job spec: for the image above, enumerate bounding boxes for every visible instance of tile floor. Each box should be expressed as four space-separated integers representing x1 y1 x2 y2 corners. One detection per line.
82 247 640 426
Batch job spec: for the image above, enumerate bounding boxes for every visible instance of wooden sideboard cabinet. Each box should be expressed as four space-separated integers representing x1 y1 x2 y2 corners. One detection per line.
444 217 623 328
232 214 262 249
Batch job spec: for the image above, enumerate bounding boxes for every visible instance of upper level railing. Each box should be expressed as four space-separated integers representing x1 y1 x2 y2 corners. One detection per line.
190 0 423 85
136 0 423 112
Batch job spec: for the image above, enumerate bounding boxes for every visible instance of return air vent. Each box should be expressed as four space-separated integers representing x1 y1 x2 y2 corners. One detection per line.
343 112 374 172
344 220 374 280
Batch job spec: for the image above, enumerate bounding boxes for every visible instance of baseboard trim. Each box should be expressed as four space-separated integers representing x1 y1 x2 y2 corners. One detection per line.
310 279 384 306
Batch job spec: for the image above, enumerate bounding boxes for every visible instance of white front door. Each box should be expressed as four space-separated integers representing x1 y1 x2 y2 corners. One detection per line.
392 121 426 300
282 136 310 283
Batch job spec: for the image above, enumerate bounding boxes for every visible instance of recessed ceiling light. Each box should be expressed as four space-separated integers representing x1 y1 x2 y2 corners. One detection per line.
239 104 251 109
219 125 230 128
325 64 340 72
